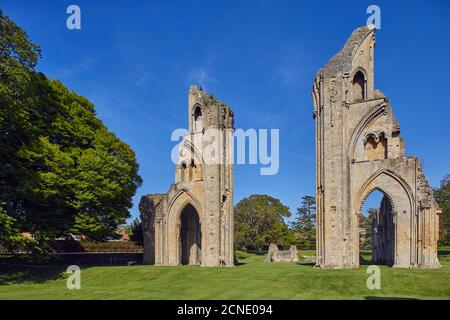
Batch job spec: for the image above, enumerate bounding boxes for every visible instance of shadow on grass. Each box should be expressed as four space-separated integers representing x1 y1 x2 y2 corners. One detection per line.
298 262 315 267
0 265 65 285
365 296 419 300
234 255 248 266
0 254 121 285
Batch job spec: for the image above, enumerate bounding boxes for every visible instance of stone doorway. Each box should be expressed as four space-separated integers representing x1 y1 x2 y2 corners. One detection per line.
180 204 202 265
358 189 395 267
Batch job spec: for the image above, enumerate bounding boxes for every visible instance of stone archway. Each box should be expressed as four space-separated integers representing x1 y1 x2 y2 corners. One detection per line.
166 190 204 266
180 204 202 265
353 170 414 268
356 187 395 266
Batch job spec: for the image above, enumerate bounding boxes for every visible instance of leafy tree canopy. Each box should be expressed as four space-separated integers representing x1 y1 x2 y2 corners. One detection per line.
234 194 293 251
434 174 450 245
0 10 142 250
359 208 377 250
129 217 143 246
291 195 316 249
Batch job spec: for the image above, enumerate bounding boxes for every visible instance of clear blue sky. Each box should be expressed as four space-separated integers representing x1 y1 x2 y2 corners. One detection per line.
2 0 449 221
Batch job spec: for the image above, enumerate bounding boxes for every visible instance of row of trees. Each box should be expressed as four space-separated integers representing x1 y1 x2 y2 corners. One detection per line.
234 194 316 251
434 174 450 245
233 172 450 251
0 10 142 252
128 194 317 250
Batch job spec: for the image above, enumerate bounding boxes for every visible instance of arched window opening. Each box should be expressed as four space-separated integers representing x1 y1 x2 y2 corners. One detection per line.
359 189 395 266
364 133 388 161
353 70 366 101
193 106 203 132
180 163 187 182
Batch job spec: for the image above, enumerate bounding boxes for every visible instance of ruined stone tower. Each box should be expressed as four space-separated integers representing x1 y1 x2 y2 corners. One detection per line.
312 26 440 268
139 85 235 267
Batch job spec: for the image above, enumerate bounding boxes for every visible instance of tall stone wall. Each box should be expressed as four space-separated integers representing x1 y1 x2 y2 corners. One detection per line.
139 85 235 267
312 26 440 268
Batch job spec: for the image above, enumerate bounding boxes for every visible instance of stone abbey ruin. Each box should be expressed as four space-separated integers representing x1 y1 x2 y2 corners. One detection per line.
140 85 235 267
140 25 440 268
313 25 440 268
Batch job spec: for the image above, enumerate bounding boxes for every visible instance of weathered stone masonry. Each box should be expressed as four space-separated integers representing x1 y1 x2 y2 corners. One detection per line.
312 26 441 268
139 85 235 267
139 26 440 270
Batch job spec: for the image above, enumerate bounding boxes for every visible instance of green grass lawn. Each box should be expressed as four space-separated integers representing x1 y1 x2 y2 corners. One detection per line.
1 248 449 300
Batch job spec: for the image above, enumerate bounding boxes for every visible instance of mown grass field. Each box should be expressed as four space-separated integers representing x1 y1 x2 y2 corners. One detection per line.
0 248 449 300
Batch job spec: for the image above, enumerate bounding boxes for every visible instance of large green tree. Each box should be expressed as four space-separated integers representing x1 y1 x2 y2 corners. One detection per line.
129 217 143 246
359 208 377 250
291 196 316 249
234 194 293 251
0 9 45 250
0 10 142 250
434 174 450 246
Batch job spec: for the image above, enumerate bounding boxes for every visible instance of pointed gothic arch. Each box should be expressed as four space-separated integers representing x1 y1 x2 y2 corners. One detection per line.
166 189 205 266
353 169 415 267
180 203 202 265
